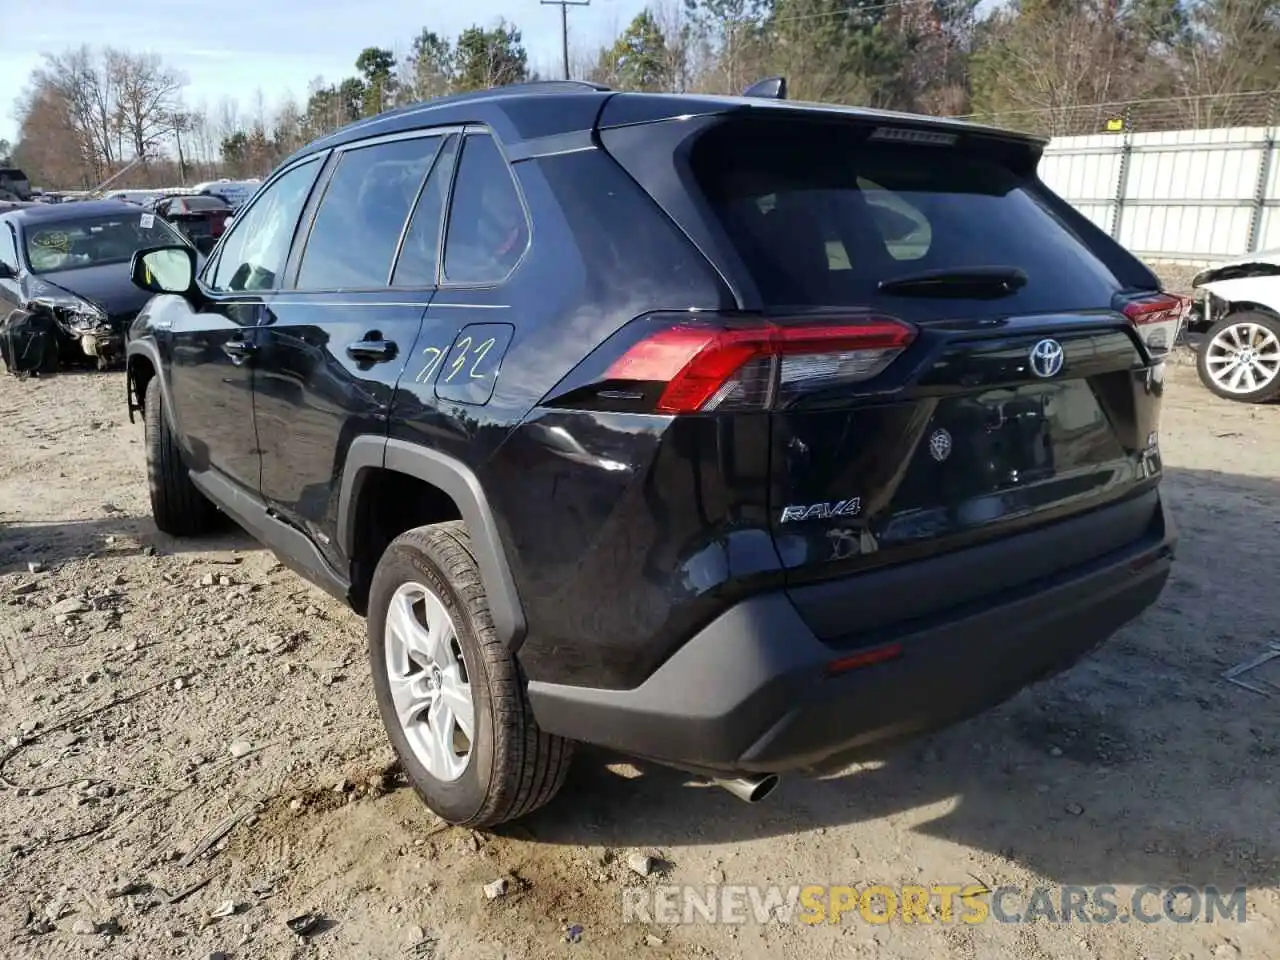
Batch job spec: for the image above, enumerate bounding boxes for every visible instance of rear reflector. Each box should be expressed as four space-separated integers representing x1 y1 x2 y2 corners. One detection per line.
1123 293 1188 356
603 317 915 414
825 642 904 677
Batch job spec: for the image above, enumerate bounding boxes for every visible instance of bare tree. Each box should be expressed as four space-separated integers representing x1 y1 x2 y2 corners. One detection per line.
13 80 88 187
651 0 692 92
1172 0 1280 128
111 50 186 164
34 46 118 178
969 3 1142 134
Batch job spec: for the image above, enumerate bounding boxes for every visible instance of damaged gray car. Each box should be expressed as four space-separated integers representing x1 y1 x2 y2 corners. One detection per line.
1 199 193 371
1191 249 1280 402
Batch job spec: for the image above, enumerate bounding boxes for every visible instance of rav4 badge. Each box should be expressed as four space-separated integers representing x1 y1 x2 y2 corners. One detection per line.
780 497 862 523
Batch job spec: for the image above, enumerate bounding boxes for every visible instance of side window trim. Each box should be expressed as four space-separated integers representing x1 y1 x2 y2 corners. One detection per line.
438 126 532 290
284 127 462 293
197 152 326 292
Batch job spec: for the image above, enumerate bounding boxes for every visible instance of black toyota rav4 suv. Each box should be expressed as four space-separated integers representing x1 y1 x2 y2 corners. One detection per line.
124 79 1179 826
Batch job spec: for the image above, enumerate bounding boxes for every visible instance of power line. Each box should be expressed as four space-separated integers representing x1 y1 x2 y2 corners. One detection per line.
541 0 591 81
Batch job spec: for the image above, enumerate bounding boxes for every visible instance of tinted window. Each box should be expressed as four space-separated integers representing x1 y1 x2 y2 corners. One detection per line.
297 137 442 291
691 120 1121 315
391 136 458 287
208 158 320 292
443 135 528 285
180 196 231 213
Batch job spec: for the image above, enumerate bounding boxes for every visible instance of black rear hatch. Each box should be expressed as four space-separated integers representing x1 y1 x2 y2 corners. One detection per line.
600 106 1169 641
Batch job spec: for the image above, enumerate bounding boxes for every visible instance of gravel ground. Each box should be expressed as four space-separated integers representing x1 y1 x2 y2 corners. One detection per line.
1 346 1278 960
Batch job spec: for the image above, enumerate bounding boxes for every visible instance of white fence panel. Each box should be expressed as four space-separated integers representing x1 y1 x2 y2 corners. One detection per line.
1040 124 1278 264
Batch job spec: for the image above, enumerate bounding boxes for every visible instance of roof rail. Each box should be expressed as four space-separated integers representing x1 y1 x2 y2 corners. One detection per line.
489 80 613 94
361 79 612 122
743 76 787 100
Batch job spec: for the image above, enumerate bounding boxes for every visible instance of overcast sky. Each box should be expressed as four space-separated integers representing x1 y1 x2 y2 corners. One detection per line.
0 0 650 144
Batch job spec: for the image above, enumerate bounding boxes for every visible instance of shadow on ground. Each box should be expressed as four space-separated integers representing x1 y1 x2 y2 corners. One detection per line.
0 514 259 574
504 465 1280 889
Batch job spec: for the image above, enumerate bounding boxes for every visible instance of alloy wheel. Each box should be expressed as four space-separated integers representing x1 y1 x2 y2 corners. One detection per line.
1203 321 1280 395
383 581 475 782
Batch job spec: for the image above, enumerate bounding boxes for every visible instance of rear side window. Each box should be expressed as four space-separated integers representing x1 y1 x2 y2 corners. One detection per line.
297 136 442 291
691 120 1122 315
442 134 528 285
391 135 458 287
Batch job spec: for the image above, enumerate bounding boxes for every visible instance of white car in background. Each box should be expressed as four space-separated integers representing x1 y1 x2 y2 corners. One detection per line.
1192 249 1280 402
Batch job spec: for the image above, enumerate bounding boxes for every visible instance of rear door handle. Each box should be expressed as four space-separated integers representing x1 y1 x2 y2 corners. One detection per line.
347 338 397 362
223 338 257 363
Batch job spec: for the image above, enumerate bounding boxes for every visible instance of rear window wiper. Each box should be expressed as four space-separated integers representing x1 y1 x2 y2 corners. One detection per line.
877 266 1028 298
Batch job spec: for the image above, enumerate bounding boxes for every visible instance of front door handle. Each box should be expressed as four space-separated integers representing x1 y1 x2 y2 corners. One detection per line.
347 337 397 362
223 338 257 363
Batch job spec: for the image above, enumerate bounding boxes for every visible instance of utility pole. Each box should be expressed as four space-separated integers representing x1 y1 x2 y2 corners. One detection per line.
540 0 590 81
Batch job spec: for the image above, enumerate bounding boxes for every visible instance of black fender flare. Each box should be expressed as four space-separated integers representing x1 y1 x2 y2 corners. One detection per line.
125 338 167 425
338 436 527 652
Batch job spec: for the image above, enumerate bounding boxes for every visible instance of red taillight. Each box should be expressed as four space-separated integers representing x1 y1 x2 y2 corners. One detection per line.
1123 293 1188 356
603 317 916 414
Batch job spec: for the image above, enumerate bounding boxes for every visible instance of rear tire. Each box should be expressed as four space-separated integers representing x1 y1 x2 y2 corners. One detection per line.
368 522 573 827
1196 311 1280 403
144 376 218 536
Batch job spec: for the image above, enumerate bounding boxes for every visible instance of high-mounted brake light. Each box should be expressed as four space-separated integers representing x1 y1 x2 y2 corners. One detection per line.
603 317 916 413
1123 293 1188 356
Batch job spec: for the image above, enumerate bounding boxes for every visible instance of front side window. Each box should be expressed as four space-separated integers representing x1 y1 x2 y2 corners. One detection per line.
442 134 529 285
296 136 442 291
22 213 187 275
207 158 320 292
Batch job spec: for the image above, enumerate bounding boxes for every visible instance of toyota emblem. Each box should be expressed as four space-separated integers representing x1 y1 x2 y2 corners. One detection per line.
1029 339 1065 378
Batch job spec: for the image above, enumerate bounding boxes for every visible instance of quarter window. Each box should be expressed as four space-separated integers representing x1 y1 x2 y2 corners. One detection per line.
442 134 528 285
297 137 442 291
207 157 320 292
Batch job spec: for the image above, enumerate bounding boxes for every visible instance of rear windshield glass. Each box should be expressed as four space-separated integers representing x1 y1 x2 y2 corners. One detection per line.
175 196 230 212
690 120 1122 316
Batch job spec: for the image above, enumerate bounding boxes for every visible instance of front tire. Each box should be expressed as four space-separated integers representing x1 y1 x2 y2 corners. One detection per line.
1196 311 1280 403
368 522 573 827
144 376 218 535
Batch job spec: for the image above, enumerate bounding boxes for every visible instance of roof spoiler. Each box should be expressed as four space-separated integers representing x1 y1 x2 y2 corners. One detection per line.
742 76 786 100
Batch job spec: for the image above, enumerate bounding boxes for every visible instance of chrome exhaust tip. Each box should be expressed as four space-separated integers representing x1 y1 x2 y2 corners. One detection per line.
712 774 780 804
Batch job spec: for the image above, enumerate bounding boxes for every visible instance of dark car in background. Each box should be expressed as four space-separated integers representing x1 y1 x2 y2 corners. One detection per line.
0 199 195 369
191 178 261 211
0 167 34 203
151 194 232 253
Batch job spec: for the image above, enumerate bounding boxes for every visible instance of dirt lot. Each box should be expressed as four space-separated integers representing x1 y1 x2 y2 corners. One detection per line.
1 348 1279 960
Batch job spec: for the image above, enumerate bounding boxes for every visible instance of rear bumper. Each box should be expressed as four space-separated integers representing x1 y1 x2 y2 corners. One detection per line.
526 494 1175 775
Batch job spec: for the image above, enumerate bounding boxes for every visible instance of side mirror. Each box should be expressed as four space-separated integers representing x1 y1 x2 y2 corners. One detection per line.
0 262 15 280
131 245 196 295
